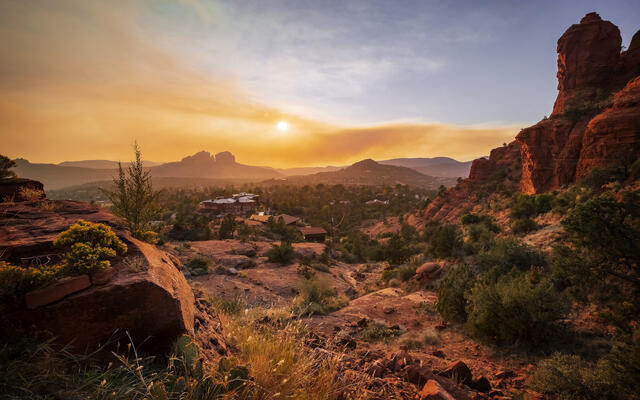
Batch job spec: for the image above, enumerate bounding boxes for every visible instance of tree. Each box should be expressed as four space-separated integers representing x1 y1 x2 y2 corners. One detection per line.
218 214 236 239
102 142 159 237
0 155 16 179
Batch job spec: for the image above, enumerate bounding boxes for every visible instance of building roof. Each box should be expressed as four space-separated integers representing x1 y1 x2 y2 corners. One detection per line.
299 227 327 235
249 214 300 225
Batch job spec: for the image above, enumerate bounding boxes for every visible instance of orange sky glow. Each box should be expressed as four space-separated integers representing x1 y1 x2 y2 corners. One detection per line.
0 0 522 167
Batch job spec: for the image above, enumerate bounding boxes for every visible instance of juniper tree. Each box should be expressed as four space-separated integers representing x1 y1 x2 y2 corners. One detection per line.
102 142 159 237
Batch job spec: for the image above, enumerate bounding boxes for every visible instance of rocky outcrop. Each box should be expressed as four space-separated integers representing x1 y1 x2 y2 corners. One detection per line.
552 12 623 116
0 178 45 201
576 76 640 180
517 13 640 194
1 200 201 353
424 141 521 221
426 13 640 202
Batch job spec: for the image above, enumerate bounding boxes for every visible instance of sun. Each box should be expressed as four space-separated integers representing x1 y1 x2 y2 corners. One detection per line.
276 120 289 132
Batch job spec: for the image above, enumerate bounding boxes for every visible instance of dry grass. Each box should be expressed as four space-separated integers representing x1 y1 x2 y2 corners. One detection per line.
214 300 372 399
18 187 45 201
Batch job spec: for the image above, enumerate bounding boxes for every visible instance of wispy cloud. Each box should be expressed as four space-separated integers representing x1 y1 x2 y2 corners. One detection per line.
0 0 520 166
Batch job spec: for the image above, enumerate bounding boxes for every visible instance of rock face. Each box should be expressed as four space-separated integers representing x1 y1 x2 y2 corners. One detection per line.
516 13 640 194
424 141 521 221
1 200 197 353
425 13 640 204
576 76 640 180
552 12 623 116
0 178 45 201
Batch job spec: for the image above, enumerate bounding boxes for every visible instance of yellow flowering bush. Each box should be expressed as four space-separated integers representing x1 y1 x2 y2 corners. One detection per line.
54 220 127 274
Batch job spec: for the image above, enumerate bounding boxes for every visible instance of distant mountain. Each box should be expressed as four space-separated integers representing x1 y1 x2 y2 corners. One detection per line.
150 151 282 180
13 159 117 190
59 160 161 169
276 166 343 176
265 159 457 189
14 151 281 190
379 157 472 178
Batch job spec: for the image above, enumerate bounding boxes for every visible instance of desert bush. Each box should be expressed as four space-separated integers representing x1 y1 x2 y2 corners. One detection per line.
266 241 295 265
475 238 546 274
0 262 64 303
436 264 476 324
510 194 537 219
54 220 127 274
296 263 315 279
511 218 538 234
381 263 418 283
18 186 45 201
427 224 463 259
527 353 622 400
398 328 439 349
186 255 210 273
218 214 236 240
460 213 481 225
292 278 347 315
360 323 402 342
311 262 330 273
465 272 570 345
463 223 496 254
579 165 626 190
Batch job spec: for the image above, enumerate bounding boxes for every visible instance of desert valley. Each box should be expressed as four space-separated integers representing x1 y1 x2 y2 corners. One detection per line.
1 4 639 400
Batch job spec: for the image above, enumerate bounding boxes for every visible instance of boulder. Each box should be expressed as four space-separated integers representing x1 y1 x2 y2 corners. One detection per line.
419 380 456 400
0 178 45 202
1 200 196 353
439 360 473 384
25 275 91 309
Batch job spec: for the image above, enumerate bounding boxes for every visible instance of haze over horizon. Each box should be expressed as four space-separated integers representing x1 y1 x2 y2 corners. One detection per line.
1 0 639 167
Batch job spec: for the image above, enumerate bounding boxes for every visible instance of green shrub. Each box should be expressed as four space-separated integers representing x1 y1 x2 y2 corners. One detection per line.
436 264 476 323
0 262 64 302
463 223 496 254
579 166 626 190
292 278 347 315
527 353 622 400
381 263 418 283
186 255 210 272
511 218 538 234
360 323 402 342
54 220 127 274
510 194 537 219
266 241 295 265
534 193 555 214
428 224 463 259
475 238 546 274
398 328 439 349
460 213 481 225
465 272 570 345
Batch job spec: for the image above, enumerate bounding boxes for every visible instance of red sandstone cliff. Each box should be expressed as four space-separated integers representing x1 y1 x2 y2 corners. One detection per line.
425 12 640 218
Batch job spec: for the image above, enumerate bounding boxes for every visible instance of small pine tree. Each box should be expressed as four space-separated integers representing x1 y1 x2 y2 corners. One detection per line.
102 142 159 237
218 214 236 239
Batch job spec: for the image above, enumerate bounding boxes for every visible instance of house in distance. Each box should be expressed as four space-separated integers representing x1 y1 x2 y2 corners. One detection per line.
198 193 259 217
299 227 327 242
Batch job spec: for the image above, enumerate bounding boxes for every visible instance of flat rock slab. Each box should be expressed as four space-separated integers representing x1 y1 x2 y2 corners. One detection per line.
26 275 91 309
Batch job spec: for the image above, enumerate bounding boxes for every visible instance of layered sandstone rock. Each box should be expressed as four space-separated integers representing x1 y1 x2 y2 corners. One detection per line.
0 200 200 353
517 13 640 194
0 178 45 201
552 12 623 116
576 76 640 180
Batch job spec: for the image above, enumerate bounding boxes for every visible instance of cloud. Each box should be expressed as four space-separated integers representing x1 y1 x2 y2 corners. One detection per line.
0 0 520 167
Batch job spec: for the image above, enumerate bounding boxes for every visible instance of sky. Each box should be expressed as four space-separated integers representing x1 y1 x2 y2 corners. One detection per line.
1 0 639 167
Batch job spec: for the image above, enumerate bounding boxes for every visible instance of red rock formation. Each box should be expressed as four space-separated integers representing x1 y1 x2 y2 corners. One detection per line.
425 12 639 207
517 13 640 194
0 178 45 201
552 12 622 116
576 76 640 180
0 200 207 353
424 141 521 221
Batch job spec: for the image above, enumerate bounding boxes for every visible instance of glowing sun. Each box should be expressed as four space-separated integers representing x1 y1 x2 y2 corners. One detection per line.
276 120 289 132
